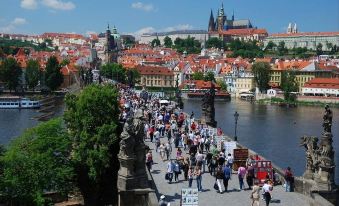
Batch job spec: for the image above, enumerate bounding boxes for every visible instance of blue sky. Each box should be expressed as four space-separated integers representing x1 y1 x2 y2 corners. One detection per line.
0 0 338 36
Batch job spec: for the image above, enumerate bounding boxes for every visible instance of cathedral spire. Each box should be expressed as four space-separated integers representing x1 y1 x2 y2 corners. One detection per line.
208 9 215 31
232 10 235 21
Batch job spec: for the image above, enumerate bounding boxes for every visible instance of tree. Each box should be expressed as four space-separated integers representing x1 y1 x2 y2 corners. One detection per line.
316 43 323 55
0 57 22 92
281 71 298 102
265 41 276 51
25 59 40 90
44 56 63 91
216 79 227 91
206 37 223 49
126 68 140 87
251 62 271 93
63 85 120 205
163 36 173 48
151 38 160 47
204 71 215 82
277 41 287 56
0 118 74 205
100 63 126 83
192 71 204 80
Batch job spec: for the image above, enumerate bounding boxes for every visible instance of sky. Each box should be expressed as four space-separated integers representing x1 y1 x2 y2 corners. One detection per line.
0 0 338 37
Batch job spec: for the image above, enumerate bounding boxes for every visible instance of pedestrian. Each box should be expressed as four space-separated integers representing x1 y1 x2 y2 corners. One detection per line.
205 137 211 152
209 156 217 176
146 151 153 172
174 160 181 182
194 166 202 192
149 126 154 143
250 182 260 206
262 180 273 206
226 153 234 170
165 141 172 160
284 166 294 192
238 164 246 190
155 137 161 153
166 160 174 184
246 164 255 190
223 164 231 192
215 165 224 193
158 195 170 206
176 148 182 159
183 157 190 181
188 166 194 187
159 143 165 161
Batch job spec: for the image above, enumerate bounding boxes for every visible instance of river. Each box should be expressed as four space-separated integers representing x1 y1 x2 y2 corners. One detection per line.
183 99 339 184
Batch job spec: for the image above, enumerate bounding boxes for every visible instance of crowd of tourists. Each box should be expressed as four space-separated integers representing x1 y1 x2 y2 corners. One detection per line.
117 88 294 206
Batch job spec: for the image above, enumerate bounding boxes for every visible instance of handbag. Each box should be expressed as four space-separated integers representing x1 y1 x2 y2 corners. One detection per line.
213 181 219 190
165 173 169 180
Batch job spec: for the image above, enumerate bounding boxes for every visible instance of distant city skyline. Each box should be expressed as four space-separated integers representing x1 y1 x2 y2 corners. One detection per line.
0 0 338 36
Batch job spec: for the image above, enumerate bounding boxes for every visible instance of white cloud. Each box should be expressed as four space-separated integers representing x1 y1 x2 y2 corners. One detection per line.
131 2 155 12
21 0 38 9
42 0 75 10
0 18 27 33
162 24 194 32
12 18 27 25
85 31 97 37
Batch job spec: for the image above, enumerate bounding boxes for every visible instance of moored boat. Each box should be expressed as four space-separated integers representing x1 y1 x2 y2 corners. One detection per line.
0 96 41 109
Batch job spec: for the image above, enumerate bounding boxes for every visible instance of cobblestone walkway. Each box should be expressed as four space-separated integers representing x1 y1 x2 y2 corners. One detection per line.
146 138 312 206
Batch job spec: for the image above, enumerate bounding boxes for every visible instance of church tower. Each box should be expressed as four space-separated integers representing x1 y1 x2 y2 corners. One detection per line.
208 9 215 32
217 3 226 32
105 24 117 63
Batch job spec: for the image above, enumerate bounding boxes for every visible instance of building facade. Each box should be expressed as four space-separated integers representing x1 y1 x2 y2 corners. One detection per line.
264 31 339 51
140 30 208 45
302 78 339 97
136 65 174 88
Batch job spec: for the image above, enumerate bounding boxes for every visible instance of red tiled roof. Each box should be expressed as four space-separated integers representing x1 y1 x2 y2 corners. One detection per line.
270 32 339 38
136 65 173 76
219 28 268 36
303 78 339 89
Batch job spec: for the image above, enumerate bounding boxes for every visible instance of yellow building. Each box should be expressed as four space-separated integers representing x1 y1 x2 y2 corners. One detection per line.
235 77 255 94
136 65 175 88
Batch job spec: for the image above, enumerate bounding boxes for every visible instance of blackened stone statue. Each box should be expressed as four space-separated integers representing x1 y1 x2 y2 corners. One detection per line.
202 81 217 127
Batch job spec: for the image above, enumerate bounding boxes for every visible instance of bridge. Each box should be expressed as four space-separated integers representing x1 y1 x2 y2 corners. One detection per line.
145 139 313 206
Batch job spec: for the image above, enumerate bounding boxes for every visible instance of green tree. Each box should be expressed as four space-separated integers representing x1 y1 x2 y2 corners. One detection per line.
251 62 271 93
265 41 276 50
216 79 227 91
0 118 74 206
316 43 323 55
0 57 22 92
100 63 126 83
204 71 215 82
63 85 120 205
126 68 141 87
281 71 299 102
277 41 287 56
192 71 204 80
25 59 40 90
45 56 64 91
151 38 161 47
206 37 223 49
163 36 173 48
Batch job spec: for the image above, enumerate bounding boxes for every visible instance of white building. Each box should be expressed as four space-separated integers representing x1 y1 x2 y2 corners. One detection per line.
264 31 339 51
302 78 339 97
140 30 208 45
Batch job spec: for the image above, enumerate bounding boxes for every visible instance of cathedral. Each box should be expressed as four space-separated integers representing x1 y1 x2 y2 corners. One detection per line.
208 3 253 32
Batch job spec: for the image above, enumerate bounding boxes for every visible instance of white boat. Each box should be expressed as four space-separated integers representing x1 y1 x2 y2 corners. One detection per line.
0 96 41 109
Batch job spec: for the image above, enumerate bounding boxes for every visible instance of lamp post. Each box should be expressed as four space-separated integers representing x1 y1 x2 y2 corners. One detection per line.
234 111 239 141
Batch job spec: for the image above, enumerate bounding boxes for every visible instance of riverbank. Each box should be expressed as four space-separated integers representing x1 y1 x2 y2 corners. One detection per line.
257 97 339 107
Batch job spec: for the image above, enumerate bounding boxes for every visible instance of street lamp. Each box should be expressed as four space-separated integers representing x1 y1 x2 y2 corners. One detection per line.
234 111 239 141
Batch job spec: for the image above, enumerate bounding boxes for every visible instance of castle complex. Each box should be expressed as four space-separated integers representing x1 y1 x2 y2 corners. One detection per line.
208 3 253 32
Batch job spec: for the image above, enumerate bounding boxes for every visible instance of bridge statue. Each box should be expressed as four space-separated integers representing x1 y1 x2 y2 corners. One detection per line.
300 105 336 191
202 81 217 127
117 109 153 206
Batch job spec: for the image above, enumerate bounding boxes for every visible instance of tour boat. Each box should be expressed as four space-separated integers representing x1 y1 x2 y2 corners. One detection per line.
0 96 41 109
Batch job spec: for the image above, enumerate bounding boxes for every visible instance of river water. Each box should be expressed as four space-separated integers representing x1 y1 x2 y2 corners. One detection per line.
183 99 339 184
